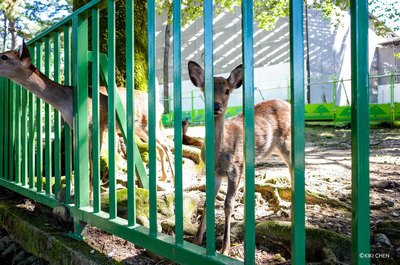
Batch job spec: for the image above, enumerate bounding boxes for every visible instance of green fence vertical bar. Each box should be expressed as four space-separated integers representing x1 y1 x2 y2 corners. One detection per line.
173 0 183 245
73 15 90 208
9 81 16 181
36 42 43 192
64 25 73 204
15 84 22 184
92 7 101 213
44 37 52 195
203 0 215 256
107 0 117 220
350 0 370 264
242 1 255 263
148 0 157 237
3 79 9 180
28 45 36 189
390 72 395 124
0 79 4 178
289 0 306 264
53 31 61 196
126 0 136 226
21 87 28 186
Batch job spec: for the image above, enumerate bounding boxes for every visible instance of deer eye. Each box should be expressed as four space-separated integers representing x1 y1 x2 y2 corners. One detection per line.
225 89 231 95
1 55 8 60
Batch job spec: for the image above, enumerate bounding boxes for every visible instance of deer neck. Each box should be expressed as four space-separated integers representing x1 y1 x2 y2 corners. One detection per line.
17 65 74 127
214 114 225 153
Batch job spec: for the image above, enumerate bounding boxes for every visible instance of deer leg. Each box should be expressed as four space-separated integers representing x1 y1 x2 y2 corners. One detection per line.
194 176 222 245
156 143 168 182
276 141 291 169
221 171 242 255
156 139 175 182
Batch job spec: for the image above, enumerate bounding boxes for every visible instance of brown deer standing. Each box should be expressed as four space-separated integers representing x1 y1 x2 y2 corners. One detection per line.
188 61 291 255
0 41 174 196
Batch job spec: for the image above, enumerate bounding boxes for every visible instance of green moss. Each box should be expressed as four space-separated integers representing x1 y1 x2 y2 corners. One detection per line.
256 220 351 263
101 188 199 229
101 188 149 220
0 201 117 265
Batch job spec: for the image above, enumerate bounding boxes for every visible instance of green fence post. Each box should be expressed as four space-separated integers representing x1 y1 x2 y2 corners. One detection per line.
126 0 136 227
64 25 73 204
204 0 216 256
350 0 370 264
9 81 16 181
15 84 22 184
36 42 43 192
148 0 158 237
53 31 62 197
92 6 101 214
44 37 52 195
242 1 255 263
28 45 36 189
107 0 117 220
290 0 306 264
2 79 8 179
21 88 28 186
0 79 4 178
173 0 184 245
72 14 90 208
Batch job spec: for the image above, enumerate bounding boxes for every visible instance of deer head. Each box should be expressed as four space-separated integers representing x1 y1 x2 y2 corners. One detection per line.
0 41 35 80
188 61 242 117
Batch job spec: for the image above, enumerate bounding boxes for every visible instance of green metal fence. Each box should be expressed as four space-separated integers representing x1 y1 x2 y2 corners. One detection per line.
0 0 370 264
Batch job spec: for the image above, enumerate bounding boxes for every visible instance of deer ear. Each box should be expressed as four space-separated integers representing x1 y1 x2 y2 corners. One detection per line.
188 61 204 90
227 64 242 89
19 40 32 67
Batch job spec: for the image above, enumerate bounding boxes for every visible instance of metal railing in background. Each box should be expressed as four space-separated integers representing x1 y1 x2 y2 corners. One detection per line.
0 0 371 264
161 72 400 126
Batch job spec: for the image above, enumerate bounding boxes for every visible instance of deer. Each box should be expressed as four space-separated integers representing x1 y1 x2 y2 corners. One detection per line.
182 118 203 148
0 41 175 198
188 61 291 255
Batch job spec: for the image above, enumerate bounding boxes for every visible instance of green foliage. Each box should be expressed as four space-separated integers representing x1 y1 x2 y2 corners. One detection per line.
23 0 72 30
0 0 71 50
369 0 400 36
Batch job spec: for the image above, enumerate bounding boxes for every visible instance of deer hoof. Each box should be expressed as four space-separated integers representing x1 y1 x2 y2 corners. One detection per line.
221 245 230 256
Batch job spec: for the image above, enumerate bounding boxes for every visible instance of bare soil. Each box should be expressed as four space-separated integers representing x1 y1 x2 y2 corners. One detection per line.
83 125 400 264
1 125 399 264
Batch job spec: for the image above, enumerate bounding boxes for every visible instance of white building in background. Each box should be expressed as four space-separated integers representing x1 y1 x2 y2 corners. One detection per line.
155 7 400 112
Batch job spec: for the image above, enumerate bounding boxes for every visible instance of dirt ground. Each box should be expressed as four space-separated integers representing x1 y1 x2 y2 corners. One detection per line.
83 124 400 264
2 125 399 264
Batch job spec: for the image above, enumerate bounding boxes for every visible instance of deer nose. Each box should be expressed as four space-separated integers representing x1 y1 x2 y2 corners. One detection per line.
214 103 221 112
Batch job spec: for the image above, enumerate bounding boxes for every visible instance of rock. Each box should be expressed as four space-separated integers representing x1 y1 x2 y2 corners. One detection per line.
52 206 72 223
0 235 11 244
12 250 26 263
1 243 17 258
16 255 37 265
385 199 395 207
374 233 392 247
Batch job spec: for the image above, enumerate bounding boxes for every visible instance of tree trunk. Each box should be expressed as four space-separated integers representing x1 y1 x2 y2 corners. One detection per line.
163 23 171 114
9 19 16 50
2 13 7 51
73 0 148 91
